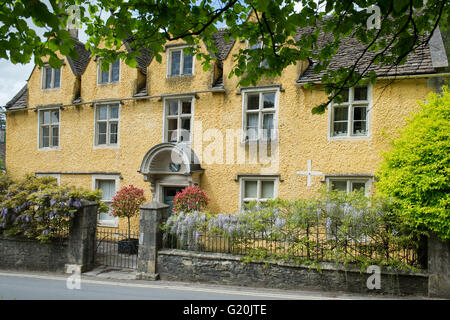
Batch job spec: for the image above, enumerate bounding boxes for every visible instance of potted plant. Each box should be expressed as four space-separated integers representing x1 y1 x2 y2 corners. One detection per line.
110 185 146 254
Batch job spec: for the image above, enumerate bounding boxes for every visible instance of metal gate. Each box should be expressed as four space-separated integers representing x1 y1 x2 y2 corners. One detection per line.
95 229 139 269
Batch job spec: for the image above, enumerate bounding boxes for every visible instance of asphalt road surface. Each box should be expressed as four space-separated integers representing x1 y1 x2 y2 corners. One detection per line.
0 270 421 300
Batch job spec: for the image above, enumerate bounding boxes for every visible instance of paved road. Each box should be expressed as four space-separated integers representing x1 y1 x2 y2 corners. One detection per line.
0 270 421 300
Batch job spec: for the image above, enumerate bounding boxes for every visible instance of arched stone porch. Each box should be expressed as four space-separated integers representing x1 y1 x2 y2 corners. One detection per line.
138 143 204 205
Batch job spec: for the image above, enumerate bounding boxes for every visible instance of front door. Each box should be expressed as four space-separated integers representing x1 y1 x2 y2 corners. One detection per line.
163 186 184 214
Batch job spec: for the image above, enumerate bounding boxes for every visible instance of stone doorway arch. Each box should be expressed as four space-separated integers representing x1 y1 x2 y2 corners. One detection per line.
138 143 204 204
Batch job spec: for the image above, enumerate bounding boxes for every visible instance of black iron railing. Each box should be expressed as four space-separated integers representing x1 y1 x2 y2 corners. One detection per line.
162 223 425 269
95 229 139 269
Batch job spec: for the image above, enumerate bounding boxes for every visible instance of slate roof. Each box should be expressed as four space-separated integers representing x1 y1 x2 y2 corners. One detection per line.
66 38 91 76
123 38 153 75
295 26 443 84
210 28 235 60
5 85 27 110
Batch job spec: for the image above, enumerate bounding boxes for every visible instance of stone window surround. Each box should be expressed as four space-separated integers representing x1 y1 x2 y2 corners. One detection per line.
41 64 62 90
324 174 374 196
35 173 61 185
97 58 121 85
238 175 279 209
162 96 195 144
241 86 280 143
37 108 60 150
93 102 121 149
92 174 120 228
328 85 372 140
166 45 195 78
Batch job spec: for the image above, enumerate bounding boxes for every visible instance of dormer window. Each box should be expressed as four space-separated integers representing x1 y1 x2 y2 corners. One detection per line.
98 59 120 84
42 66 61 89
168 48 193 77
248 40 269 68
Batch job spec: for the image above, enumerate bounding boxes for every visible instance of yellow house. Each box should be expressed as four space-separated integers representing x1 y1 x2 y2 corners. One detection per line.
4 26 449 233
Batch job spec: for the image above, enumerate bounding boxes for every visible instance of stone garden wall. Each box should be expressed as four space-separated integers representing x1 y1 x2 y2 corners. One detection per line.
0 200 98 273
157 249 429 296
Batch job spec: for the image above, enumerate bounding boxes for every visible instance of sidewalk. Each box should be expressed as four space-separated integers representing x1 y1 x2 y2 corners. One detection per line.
79 266 435 300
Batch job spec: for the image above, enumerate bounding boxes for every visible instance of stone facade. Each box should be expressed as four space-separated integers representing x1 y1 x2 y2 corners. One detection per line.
0 200 98 273
4 18 448 233
157 249 429 296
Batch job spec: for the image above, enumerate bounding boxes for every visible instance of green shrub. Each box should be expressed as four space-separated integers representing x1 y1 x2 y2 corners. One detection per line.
377 87 450 241
0 174 108 242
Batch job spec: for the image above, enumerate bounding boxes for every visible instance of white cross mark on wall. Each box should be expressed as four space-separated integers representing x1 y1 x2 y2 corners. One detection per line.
296 160 323 187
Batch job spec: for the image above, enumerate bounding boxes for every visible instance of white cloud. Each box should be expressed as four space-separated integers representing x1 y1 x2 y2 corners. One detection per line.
0 61 34 106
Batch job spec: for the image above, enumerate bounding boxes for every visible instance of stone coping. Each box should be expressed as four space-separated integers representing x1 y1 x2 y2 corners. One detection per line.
158 249 429 277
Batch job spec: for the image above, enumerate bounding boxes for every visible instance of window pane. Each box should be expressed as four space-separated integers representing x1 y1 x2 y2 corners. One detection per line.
98 106 107 120
42 126 49 148
97 180 115 201
168 118 178 142
353 106 367 135
353 121 367 135
183 53 193 75
353 106 367 121
262 113 274 141
99 210 115 222
111 60 120 82
354 87 368 101
101 66 109 83
331 180 347 192
170 51 181 76
51 111 59 123
340 88 349 102
52 126 59 147
182 101 191 114
180 118 191 142
168 130 178 142
53 68 61 88
247 94 259 110
98 122 107 145
244 181 257 198
263 93 275 109
42 111 50 124
45 67 52 88
109 105 119 119
168 118 177 130
261 181 274 199
246 114 259 140
109 122 118 144
334 106 348 121
181 118 190 131
352 182 366 192
168 101 178 115
333 106 348 136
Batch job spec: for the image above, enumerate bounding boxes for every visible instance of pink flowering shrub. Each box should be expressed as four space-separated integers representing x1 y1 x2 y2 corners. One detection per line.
172 186 209 214
111 185 146 239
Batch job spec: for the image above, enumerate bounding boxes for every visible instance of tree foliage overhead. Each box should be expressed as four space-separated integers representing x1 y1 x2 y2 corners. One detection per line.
376 87 450 241
1 0 449 112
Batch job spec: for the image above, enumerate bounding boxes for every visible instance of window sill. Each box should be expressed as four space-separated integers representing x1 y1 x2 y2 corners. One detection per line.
38 147 60 151
328 135 370 141
97 222 119 228
97 81 120 86
166 74 194 79
240 139 279 145
41 87 61 91
93 144 120 150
